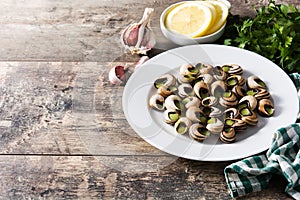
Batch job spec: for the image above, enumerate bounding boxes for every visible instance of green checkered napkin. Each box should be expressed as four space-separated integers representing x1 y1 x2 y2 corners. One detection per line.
224 73 300 199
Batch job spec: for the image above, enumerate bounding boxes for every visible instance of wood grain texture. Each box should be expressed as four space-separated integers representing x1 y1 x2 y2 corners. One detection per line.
0 0 298 62
0 0 299 199
0 62 165 155
0 62 294 198
0 155 292 199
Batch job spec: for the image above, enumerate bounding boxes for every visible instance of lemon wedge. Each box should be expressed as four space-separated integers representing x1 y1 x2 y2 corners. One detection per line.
165 2 213 38
205 0 229 35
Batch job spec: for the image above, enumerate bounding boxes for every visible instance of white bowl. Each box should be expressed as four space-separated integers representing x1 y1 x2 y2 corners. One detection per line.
160 1 227 46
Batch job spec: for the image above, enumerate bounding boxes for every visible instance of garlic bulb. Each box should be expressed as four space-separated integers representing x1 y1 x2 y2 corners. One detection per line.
120 8 156 55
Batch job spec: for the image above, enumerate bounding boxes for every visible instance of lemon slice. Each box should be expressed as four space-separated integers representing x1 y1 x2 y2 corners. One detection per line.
205 0 229 34
165 2 213 38
206 0 231 9
195 1 217 35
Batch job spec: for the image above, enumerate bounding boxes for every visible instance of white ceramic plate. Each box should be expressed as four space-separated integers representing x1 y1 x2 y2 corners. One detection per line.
122 44 299 161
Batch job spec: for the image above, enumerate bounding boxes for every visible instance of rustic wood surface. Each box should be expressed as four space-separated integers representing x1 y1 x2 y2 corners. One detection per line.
0 0 298 199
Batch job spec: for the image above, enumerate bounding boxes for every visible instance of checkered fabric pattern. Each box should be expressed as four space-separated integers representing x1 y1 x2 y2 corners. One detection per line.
224 73 300 199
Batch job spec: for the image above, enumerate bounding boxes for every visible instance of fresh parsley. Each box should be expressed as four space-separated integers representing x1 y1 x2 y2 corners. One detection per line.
221 1 300 73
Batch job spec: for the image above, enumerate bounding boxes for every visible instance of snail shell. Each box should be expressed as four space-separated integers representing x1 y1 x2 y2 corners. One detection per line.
210 80 226 98
186 106 207 124
174 117 192 135
201 107 212 116
182 96 201 109
154 74 176 89
194 74 214 86
189 123 210 142
180 63 199 77
157 85 177 98
212 66 227 81
222 64 243 75
246 88 270 100
247 75 267 89
238 95 257 111
149 94 165 111
220 127 236 143
202 96 218 107
226 75 245 88
232 85 246 98
178 74 195 84
194 81 210 100
206 117 224 134
219 90 238 108
258 99 275 117
255 88 270 100
195 62 213 74
224 108 239 119
224 118 247 132
163 109 180 124
165 95 183 111
240 107 258 126
178 83 194 98
209 107 223 118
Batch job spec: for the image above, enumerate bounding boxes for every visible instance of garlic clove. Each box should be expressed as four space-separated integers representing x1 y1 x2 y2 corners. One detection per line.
108 56 150 85
122 24 140 47
108 65 126 84
120 8 156 55
134 56 149 71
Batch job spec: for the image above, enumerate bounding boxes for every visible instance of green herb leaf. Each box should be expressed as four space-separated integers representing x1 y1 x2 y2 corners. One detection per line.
220 1 300 73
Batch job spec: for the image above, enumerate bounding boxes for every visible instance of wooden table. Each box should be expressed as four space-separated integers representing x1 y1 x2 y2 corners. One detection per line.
0 0 298 199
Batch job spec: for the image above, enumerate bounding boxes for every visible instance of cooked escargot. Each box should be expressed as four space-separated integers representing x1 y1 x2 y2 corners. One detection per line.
219 90 238 108
182 96 201 109
240 107 258 126
209 107 223 118
246 88 270 100
165 95 183 111
258 99 274 117
163 110 180 124
206 117 224 134
194 74 214 85
224 118 247 132
232 85 246 98
154 74 176 89
178 74 195 83
186 106 207 124
194 81 210 100
202 96 218 107
149 94 165 111
238 95 257 111
178 83 194 98
224 108 239 119
180 63 199 77
247 75 267 89
226 75 245 88
212 66 227 81
201 106 212 116
189 123 210 142
220 127 236 143
174 117 192 135
222 64 243 75
157 85 177 97
210 80 226 97
149 62 275 144
195 62 213 74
